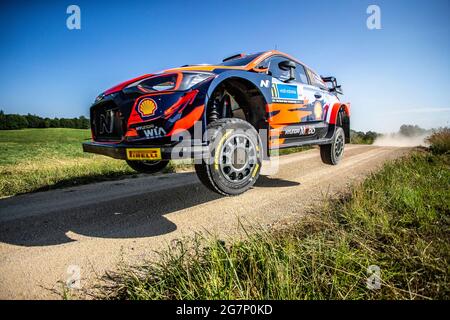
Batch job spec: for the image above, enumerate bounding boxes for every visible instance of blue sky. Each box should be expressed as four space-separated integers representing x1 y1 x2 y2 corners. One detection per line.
0 0 449 132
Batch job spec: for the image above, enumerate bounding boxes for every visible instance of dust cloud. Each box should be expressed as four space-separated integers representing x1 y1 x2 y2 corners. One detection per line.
373 133 429 147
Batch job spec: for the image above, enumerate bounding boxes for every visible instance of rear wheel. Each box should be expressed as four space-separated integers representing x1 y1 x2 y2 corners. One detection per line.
126 159 169 174
195 118 262 196
320 126 345 165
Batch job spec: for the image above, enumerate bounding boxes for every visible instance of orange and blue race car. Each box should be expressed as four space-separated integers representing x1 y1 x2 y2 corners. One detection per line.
83 50 350 195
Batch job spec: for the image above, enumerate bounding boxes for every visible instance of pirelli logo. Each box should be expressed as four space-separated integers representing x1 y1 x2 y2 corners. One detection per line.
126 148 161 160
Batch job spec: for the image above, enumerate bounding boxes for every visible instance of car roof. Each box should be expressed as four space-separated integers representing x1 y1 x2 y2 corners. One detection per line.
161 51 271 72
161 50 319 76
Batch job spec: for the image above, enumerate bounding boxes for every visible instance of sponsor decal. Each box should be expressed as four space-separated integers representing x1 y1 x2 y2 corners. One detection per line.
272 84 298 99
142 127 166 139
137 98 157 117
135 124 155 131
126 148 162 160
282 125 316 136
271 83 302 103
313 101 323 120
135 123 166 139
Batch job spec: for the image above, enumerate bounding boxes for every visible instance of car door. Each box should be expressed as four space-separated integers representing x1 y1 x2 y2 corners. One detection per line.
296 64 327 123
266 56 309 126
265 56 318 147
303 68 332 123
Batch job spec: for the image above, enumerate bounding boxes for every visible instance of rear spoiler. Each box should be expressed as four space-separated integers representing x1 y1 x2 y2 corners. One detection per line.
321 76 343 95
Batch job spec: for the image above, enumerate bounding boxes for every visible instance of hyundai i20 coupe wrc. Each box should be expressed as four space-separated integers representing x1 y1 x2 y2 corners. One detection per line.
83 50 350 195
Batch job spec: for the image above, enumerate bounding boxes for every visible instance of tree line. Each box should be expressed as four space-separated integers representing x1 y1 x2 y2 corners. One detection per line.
0 111 90 130
350 130 378 144
398 124 428 137
350 124 429 144
0 109 430 143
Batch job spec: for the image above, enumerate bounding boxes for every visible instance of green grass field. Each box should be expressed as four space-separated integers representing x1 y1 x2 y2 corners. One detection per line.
0 128 138 197
104 147 450 300
0 128 311 198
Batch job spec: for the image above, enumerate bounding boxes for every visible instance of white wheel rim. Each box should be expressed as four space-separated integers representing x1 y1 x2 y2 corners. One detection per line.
219 133 257 183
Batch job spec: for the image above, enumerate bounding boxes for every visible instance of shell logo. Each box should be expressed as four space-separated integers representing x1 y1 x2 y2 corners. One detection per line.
314 101 323 120
138 98 157 117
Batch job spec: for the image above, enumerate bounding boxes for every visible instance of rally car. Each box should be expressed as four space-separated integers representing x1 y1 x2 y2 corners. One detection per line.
83 50 350 195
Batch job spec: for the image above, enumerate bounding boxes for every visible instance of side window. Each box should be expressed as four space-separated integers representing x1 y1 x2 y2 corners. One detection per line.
256 58 270 69
295 64 308 84
306 68 327 90
268 57 291 82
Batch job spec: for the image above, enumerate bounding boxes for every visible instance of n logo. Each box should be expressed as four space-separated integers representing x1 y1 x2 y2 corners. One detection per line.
99 110 114 134
260 80 270 88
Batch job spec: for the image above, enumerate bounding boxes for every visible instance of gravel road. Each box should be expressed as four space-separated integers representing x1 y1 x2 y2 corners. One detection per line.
0 145 410 299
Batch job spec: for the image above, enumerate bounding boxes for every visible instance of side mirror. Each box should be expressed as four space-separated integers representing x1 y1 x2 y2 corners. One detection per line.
278 60 296 82
278 60 296 71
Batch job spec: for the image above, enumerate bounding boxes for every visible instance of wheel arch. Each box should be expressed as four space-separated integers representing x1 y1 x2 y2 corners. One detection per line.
204 72 271 126
328 103 351 143
203 72 272 155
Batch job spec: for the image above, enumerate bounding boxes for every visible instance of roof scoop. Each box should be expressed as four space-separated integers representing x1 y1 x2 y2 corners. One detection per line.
222 53 246 62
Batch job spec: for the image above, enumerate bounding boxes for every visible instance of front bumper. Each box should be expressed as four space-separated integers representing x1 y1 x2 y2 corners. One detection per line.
82 141 208 160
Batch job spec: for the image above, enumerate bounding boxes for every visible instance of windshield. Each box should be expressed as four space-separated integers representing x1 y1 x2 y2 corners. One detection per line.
218 53 263 66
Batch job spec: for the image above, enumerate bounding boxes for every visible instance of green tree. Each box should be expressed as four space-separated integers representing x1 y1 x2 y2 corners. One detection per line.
25 114 44 128
50 118 60 128
42 118 51 128
0 112 91 130
0 110 5 130
399 124 426 137
78 116 90 129
4 114 28 129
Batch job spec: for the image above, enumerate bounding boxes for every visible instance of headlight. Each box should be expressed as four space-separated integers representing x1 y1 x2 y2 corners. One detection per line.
180 73 214 90
94 92 117 103
124 72 215 93
95 93 105 102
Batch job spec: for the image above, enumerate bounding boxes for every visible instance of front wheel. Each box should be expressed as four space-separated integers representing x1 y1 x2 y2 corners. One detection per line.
126 159 169 174
195 118 262 196
320 127 345 165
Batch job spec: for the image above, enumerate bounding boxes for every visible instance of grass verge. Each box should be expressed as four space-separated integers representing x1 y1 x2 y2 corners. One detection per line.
103 149 449 300
0 128 136 197
427 127 450 155
0 128 310 197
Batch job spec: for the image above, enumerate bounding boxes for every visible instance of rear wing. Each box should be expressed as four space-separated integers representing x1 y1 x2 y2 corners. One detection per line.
321 76 343 95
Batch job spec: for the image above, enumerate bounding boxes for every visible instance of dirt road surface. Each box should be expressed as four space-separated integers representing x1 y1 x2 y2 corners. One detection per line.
0 145 410 299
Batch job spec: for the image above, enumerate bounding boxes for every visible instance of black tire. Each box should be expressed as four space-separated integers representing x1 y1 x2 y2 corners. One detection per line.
195 118 262 196
126 159 169 174
320 126 345 165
